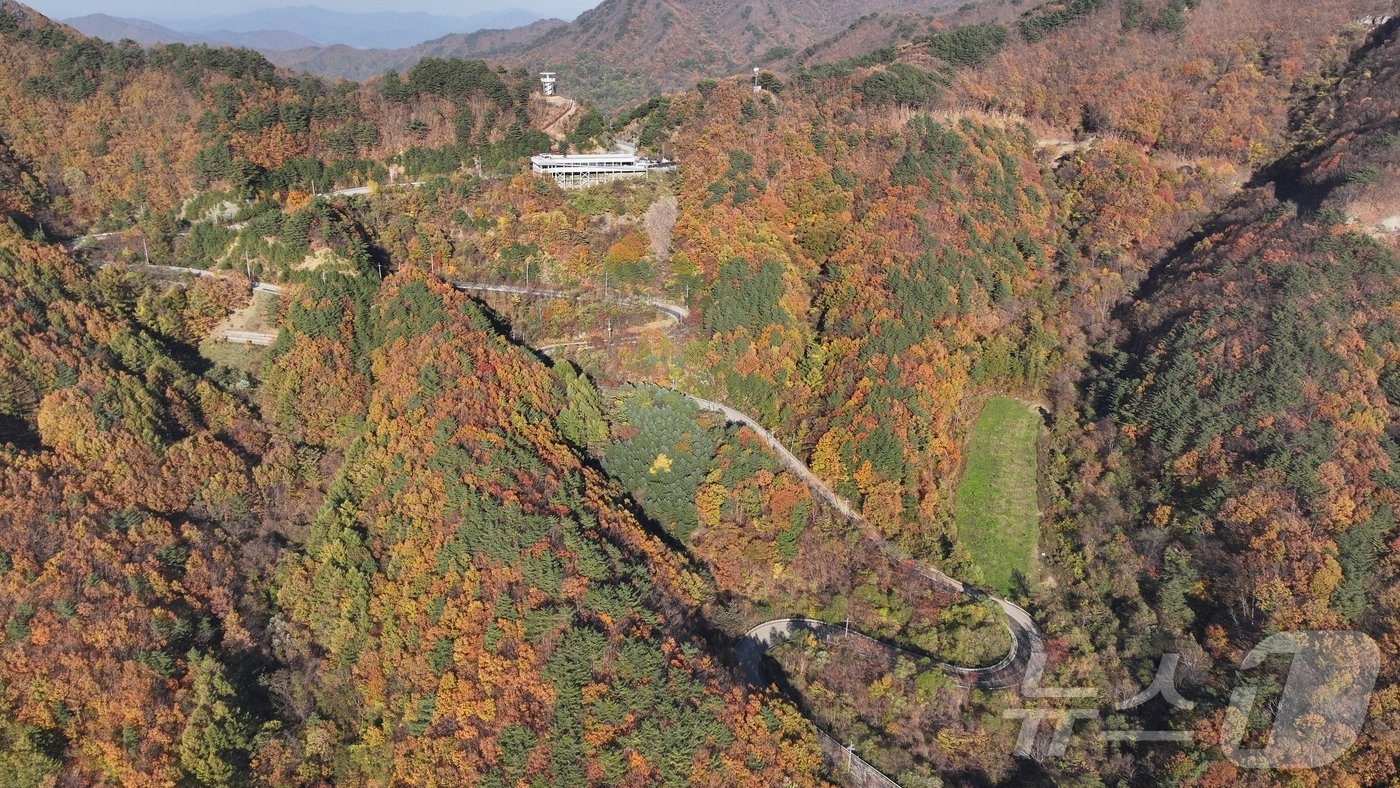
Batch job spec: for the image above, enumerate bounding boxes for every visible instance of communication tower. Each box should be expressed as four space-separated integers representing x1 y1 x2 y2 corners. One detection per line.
752 67 762 94
540 72 557 96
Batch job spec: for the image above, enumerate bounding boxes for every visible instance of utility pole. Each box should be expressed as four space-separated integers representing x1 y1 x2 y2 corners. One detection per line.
245 250 252 282
142 237 149 265
310 178 316 197
524 260 530 291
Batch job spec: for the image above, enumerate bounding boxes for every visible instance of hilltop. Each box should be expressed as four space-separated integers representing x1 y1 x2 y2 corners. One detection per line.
263 18 569 81
261 0 968 108
64 6 546 51
62 14 318 50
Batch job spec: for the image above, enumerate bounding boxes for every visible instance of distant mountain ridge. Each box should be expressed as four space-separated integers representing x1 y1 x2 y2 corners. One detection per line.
263 18 570 81
62 13 318 50
64 5 542 52
152 5 542 49
262 0 959 109
68 0 962 110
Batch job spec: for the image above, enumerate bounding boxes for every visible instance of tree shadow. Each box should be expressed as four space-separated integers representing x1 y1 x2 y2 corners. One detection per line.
0 413 40 451
1008 569 1032 600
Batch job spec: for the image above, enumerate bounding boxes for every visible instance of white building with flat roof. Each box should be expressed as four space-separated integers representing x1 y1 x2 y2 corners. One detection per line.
530 152 676 188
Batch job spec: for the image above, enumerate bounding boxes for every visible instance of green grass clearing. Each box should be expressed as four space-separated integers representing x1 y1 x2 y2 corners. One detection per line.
954 397 1040 595
198 291 279 374
199 338 267 375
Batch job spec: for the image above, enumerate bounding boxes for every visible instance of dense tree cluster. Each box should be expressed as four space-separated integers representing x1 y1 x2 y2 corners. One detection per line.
1017 0 1111 43
1030 25 1400 785
957 0 1382 161
0 209 827 783
920 23 1009 68
258 273 823 783
0 5 560 232
0 220 276 782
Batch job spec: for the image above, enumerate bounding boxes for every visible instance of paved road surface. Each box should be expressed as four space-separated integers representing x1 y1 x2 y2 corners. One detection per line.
216 329 278 346
84 259 287 294
677 390 1044 688
448 280 690 321
326 180 427 197
672 388 1046 784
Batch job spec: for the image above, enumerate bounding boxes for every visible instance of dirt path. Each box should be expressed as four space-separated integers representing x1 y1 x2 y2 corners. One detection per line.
540 95 580 142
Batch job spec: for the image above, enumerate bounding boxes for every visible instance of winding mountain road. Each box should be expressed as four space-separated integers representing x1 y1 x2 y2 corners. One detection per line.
325 180 427 198
680 392 1044 692
75 248 1044 784
61 152 1050 782
200 264 1041 695
448 279 690 321
661 392 1045 785
73 257 690 350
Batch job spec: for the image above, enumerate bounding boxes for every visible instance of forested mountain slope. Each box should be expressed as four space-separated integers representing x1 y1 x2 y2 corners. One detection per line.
0 218 275 781
2 0 1399 783
0 1 557 234
594 0 1388 563
276 0 1392 115
263 19 569 83
952 0 1388 160
0 210 825 783
259 272 821 783
1039 19 1400 785
264 0 970 109
504 0 959 108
